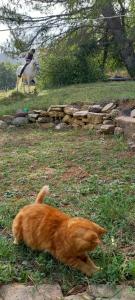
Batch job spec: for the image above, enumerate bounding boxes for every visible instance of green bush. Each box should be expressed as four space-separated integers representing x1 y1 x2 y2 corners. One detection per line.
38 50 105 89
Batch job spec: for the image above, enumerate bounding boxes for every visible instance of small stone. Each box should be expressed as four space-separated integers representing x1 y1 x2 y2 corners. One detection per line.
48 105 67 112
73 111 88 118
37 117 52 123
128 143 135 152
40 111 48 117
131 133 135 142
131 109 135 118
28 113 39 119
55 122 70 130
108 109 120 118
88 105 102 113
100 124 115 134
33 110 43 114
103 114 112 120
0 120 7 129
12 117 28 126
114 127 123 135
103 120 114 125
28 113 39 122
102 102 116 113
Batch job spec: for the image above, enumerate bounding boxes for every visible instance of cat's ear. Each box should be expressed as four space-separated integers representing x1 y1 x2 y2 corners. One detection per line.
97 226 107 236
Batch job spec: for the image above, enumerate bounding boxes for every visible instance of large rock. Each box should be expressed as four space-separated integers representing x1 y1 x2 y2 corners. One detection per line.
88 104 102 113
15 110 28 118
72 119 84 126
87 112 105 124
12 117 28 126
87 284 135 300
64 106 78 115
102 102 116 113
116 116 135 138
0 283 63 300
65 285 135 300
100 124 115 134
63 115 73 124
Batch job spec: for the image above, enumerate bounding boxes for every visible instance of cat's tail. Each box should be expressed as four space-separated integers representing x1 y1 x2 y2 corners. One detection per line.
35 185 50 204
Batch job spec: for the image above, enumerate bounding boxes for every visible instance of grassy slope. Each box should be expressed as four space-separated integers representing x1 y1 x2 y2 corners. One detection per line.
0 81 135 116
0 128 135 293
0 82 135 293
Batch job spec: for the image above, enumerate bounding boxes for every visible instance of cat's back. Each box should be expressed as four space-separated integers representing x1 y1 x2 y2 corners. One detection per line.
13 203 69 251
16 203 68 222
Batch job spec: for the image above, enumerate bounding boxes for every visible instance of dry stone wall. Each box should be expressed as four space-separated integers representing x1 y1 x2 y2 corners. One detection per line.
0 102 135 149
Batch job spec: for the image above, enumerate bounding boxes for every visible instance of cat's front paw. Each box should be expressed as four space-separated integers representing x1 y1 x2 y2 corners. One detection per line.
85 265 100 276
13 238 19 245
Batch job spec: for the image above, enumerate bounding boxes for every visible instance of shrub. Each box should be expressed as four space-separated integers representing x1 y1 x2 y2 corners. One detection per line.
38 50 105 89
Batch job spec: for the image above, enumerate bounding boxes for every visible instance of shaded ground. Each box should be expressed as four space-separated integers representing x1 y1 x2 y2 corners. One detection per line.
0 127 135 293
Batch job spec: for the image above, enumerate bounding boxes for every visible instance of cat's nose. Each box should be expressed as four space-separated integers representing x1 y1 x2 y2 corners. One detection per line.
95 238 101 245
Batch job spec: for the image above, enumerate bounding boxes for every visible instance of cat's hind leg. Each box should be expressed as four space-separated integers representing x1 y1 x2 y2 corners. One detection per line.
12 214 23 245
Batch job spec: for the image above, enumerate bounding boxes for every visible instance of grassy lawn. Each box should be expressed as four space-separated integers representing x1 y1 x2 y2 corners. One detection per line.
0 127 135 293
0 81 135 116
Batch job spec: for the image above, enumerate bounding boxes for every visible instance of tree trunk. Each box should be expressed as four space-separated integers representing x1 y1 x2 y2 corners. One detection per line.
102 2 135 78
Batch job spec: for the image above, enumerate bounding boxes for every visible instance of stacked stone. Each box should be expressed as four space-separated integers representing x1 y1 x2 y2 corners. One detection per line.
0 102 135 150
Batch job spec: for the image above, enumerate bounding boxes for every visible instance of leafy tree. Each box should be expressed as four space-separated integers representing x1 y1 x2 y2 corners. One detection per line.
0 0 135 77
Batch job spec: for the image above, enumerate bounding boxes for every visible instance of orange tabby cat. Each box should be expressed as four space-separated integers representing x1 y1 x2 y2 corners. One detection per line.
12 185 107 276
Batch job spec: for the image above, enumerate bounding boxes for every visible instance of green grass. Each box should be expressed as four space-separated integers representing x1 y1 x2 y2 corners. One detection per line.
0 127 135 293
0 81 135 116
